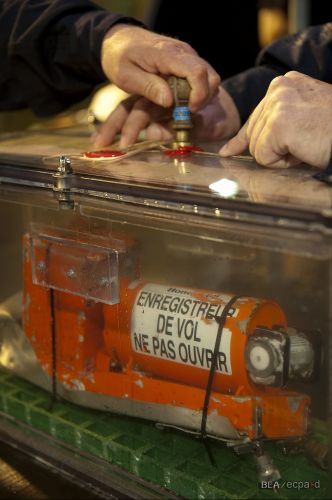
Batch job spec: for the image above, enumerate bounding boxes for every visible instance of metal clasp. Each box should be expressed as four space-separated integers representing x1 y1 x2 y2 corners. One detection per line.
53 156 74 209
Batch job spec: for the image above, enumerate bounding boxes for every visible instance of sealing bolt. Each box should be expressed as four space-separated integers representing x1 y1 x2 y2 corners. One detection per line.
168 76 193 148
66 268 77 279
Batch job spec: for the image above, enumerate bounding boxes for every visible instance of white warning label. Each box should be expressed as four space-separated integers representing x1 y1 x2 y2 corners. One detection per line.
131 284 235 375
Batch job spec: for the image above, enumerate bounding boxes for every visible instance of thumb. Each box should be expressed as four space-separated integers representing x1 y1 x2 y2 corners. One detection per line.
125 67 173 108
219 121 249 156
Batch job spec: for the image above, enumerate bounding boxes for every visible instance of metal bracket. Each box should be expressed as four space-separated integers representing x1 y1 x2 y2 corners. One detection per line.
30 233 120 305
254 405 263 439
53 156 74 209
233 439 281 482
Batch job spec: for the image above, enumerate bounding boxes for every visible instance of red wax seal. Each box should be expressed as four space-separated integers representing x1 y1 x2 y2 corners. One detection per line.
164 145 204 157
83 150 125 158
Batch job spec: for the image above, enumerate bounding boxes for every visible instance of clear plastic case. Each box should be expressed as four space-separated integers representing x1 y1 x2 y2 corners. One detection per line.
0 129 330 497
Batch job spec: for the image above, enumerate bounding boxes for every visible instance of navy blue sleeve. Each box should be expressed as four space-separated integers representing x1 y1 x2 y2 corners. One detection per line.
0 0 142 116
222 23 332 124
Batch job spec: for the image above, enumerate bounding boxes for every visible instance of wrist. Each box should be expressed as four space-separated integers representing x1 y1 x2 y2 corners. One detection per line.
102 23 138 43
101 22 146 77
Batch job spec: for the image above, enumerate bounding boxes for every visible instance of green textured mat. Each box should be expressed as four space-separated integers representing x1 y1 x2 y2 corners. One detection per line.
0 370 328 499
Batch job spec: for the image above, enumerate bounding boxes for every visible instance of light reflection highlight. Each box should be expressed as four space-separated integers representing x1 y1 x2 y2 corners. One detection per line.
209 178 239 198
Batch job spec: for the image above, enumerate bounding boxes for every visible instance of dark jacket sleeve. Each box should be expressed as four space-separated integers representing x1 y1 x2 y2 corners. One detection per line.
0 0 142 116
222 23 332 124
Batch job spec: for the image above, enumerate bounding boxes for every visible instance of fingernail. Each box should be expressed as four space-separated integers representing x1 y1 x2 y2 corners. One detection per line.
92 134 106 148
90 131 98 142
90 131 103 145
188 95 202 113
219 143 229 156
119 136 130 149
147 123 163 139
156 93 168 107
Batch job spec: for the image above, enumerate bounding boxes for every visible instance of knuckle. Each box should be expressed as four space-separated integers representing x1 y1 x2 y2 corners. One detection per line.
255 150 269 166
273 101 290 123
268 86 293 108
155 39 190 54
270 98 285 114
269 75 284 89
114 71 127 89
254 141 271 166
210 73 221 90
284 70 302 79
191 63 208 80
268 75 294 94
154 39 170 51
177 40 194 52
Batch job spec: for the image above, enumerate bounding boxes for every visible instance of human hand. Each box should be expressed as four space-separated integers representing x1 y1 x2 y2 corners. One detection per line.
100 24 220 112
92 86 241 148
219 71 332 168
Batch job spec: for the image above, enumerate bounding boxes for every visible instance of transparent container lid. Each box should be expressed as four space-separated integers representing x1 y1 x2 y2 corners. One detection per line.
0 129 331 222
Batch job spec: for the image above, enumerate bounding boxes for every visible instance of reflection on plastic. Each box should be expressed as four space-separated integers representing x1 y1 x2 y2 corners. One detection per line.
30 234 120 305
209 178 239 198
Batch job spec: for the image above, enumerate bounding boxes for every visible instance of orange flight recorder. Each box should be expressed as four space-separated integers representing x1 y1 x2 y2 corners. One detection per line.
22 231 314 455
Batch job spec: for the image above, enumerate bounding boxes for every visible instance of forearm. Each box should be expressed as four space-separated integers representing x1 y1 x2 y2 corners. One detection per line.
0 0 142 116
222 23 332 124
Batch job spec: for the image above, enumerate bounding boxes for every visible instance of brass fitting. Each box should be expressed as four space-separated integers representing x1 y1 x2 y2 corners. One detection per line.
168 76 193 148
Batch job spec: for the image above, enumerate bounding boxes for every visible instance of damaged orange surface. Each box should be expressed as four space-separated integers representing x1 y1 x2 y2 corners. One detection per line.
22 233 310 441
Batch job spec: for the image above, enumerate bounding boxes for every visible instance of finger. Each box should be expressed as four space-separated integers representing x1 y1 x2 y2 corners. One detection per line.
206 68 222 100
246 96 266 138
146 122 174 141
152 50 220 110
190 109 225 141
116 62 174 108
248 113 268 159
120 99 172 147
253 125 298 168
119 102 157 148
188 62 220 111
219 121 249 156
266 154 301 168
91 101 132 147
242 98 268 156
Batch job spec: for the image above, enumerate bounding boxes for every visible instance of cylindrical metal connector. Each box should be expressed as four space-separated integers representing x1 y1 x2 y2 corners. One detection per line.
245 326 315 386
168 76 193 148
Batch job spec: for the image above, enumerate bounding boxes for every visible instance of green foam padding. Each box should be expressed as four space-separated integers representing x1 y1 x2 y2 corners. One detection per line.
0 370 328 499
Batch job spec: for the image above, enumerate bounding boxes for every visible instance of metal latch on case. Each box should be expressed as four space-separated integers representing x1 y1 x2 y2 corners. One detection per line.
53 156 74 210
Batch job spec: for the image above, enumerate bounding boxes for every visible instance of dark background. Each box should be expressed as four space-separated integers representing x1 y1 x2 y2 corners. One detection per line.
153 0 332 79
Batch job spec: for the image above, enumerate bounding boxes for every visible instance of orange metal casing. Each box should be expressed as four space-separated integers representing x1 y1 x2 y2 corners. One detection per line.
103 282 288 395
22 233 310 441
